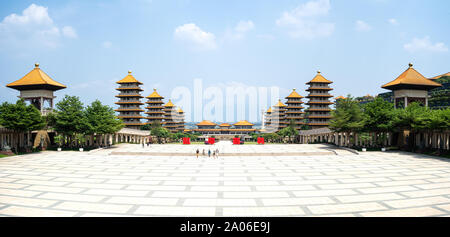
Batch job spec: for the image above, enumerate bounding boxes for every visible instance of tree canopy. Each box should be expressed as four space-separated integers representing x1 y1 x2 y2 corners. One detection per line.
51 95 90 136
85 100 123 135
0 99 45 132
329 96 365 133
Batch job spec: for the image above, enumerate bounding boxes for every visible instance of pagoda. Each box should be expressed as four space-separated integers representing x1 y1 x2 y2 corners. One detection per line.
6 63 66 115
271 100 288 131
285 89 306 131
115 71 145 129
263 107 274 133
305 71 334 129
382 63 442 108
176 107 185 133
145 89 165 126
162 99 178 133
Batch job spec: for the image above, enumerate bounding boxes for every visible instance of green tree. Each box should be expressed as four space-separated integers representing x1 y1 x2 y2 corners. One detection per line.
52 95 90 147
0 99 45 152
85 100 124 135
277 120 299 143
329 96 365 133
362 97 394 132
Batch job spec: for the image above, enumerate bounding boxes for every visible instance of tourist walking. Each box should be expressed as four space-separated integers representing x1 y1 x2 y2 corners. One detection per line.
208 149 211 158
202 149 206 157
196 149 199 158
213 151 216 159
216 148 219 158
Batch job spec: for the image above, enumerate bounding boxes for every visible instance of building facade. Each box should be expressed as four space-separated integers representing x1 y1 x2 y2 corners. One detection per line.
193 120 256 135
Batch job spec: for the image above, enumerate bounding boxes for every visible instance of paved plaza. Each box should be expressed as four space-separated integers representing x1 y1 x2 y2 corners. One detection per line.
1 143 450 217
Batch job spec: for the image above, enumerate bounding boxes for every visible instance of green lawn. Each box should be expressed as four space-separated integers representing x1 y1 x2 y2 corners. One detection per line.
0 154 11 158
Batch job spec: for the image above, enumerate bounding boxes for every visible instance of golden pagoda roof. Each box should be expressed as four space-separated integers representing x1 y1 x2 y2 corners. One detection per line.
233 120 254 126
286 89 304 99
164 99 174 107
116 71 143 85
7 63 66 91
335 96 346 100
146 88 164 99
307 71 333 84
382 64 442 90
177 107 184 113
219 123 232 127
266 107 273 113
430 72 450 80
274 100 287 107
197 120 217 126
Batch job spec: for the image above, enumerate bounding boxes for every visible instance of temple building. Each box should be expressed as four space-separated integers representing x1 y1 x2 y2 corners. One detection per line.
6 63 66 115
115 71 145 129
382 63 442 108
162 99 178 133
193 120 256 136
271 100 288 131
262 107 273 133
285 89 306 131
305 71 334 129
145 89 165 126
176 107 185 133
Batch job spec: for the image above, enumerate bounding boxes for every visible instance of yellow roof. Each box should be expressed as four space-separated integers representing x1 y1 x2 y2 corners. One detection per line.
286 89 304 99
7 63 66 91
382 64 442 90
307 71 333 84
335 96 346 100
177 107 184 113
116 71 143 84
197 120 217 126
266 107 273 113
219 123 231 127
233 120 254 126
146 88 164 99
274 99 287 107
430 72 450 80
164 99 175 107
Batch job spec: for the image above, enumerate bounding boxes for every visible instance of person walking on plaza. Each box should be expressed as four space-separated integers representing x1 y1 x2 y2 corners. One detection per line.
208 149 211 158
202 149 206 157
213 151 216 159
196 148 199 158
216 148 219 158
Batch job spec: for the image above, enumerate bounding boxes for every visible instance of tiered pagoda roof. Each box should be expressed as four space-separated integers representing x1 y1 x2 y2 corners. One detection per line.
305 71 334 128
7 63 66 91
115 71 145 128
382 64 442 91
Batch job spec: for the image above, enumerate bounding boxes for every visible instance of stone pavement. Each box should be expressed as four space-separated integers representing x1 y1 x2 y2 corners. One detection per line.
0 144 450 217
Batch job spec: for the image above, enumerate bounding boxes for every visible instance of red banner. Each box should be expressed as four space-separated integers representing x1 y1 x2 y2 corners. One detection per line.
257 137 265 145
182 137 190 145
208 137 215 145
233 138 240 145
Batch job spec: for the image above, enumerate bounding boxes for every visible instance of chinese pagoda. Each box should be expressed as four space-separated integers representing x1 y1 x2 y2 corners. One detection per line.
6 63 66 115
176 107 185 133
145 89 165 126
381 63 442 108
271 99 288 131
162 99 179 133
115 71 145 129
305 71 334 129
285 89 306 131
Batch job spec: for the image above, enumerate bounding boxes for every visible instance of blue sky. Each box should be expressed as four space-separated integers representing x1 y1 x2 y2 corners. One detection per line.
0 0 449 122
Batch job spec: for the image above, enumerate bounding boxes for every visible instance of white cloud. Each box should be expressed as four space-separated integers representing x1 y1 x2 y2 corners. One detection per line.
0 4 77 49
404 36 448 53
102 41 113 49
225 20 255 41
355 20 371 32
62 26 77 38
276 0 335 39
174 23 217 50
388 18 398 25
235 20 254 33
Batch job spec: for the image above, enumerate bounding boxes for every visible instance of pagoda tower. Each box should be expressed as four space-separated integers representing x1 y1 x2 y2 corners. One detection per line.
162 99 178 133
305 71 334 129
285 88 306 131
115 71 145 129
263 107 273 132
6 63 66 115
382 63 442 108
145 89 165 126
176 107 185 133
271 100 288 131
